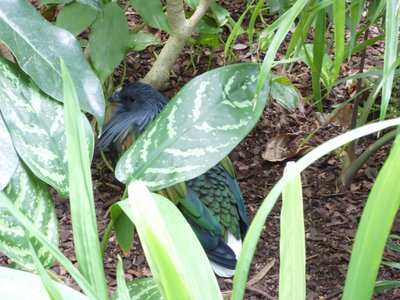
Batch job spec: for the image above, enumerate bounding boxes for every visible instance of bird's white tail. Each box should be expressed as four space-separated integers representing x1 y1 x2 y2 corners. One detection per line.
210 233 242 277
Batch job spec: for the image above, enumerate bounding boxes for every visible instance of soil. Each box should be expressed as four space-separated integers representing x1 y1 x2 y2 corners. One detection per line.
2 1 400 299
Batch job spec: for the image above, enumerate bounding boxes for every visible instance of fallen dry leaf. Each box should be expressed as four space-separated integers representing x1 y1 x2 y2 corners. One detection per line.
262 133 312 162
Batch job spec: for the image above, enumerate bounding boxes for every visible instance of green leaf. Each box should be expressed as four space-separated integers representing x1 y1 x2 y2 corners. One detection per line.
115 255 130 300
343 133 400 299
271 75 300 110
56 2 98 36
127 32 161 51
280 162 306 300
374 280 400 293
75 0 103 12
120 181 221 299
0 0 105 127
116 63 269 189
129 0 171 33
197 17 222 34
40 0 72 6
0 193 97 298
231 118 400 299
112 277 163 300
89 2 129 84
331 0 345 87
1 162 58 271
210 1 230 27
0 267 89 300
0 57 94 196
0 114 18 191
61 60 108 300
380 0 399 121
255 0 309 102
110 203 135 254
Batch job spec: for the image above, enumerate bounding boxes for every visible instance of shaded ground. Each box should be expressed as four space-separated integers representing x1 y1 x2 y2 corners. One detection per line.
2 1 400 299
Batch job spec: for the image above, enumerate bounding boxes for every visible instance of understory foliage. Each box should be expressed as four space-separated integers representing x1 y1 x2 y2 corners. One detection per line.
0 0 399 299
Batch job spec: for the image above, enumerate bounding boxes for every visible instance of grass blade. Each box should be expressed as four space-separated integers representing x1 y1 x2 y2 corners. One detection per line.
380 0 399 121
231 118 400 300
279 162 306 300
61 60 108 299
331 0 345 88
342 132 400 299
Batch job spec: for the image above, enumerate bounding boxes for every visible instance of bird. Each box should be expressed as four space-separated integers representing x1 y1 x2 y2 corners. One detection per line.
98 82 249 277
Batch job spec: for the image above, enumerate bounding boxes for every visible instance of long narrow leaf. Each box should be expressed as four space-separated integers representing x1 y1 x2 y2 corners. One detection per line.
0 192 96 298
255 0 310 101
380 0 399 121
342 133 400 299
331 0 345 88
279 162 305 300
231 118 400 299
61 60 108 300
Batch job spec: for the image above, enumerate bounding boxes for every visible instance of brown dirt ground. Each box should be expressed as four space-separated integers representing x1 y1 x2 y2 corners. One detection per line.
2 1 399 299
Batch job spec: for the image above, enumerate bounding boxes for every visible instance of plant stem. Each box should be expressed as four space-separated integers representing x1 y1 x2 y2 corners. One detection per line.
348 28 369 162
100 219 115 256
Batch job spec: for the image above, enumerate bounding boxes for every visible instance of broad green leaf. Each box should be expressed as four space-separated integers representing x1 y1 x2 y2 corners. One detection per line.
197 17 222 34
89 2 129 84
280 162 306 300
115 256 130 300
0 162 58 271
129 0 171 33
110 203 135 254
61 60 108 300
0 192 96 298
120 181 221 299
75 0 103 11
0 114 18 191
40 0 72 5
112 278 162 300
56 2 99 36
0 267 88 300
380 0 399 121
0 0 105 127
231 118 400 299
210 1 230 27
0 57 94 196
127 32 161 52
271 75 300 110
374 280 400 293
116 63 269 189
343 133 400 299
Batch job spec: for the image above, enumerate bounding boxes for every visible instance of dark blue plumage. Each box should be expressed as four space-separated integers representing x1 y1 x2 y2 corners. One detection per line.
98 82 249 277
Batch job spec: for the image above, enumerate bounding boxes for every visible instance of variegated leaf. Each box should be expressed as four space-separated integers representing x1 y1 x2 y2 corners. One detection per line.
116 63 269 190
0 57 94 196
0 114 18 191
112 277 163 300
0 0 105 127
0 162 58 271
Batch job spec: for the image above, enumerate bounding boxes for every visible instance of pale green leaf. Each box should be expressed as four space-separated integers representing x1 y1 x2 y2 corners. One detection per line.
89 2 129 83
114 181 221 299
0 267 88 300
116 64 269 189
280 162 306 300
127 32 161 51
271 75 300 110
0 162 58 271
56 2 98 36
129 0 171 33
115 255 130 300
343 133 400 299
374 280 400 293
112 277 162 300
61 60 108 299
0 57 94 196
232 118 400 299
0 0 105 127
0 114 18 191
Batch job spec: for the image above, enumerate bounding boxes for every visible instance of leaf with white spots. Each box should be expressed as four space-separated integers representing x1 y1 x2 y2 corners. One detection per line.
116 63 269 189
0 115 18 191
0 0 105 127
0 162 58 271
112 278 162 300
0 57 94 196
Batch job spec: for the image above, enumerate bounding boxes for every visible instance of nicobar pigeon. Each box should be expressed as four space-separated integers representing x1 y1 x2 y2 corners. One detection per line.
98 82 249 277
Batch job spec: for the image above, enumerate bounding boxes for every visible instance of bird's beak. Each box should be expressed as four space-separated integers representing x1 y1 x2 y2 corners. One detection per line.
109 87 122 102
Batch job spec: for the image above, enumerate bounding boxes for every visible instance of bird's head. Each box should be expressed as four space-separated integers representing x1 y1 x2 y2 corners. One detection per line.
98 82 168 151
